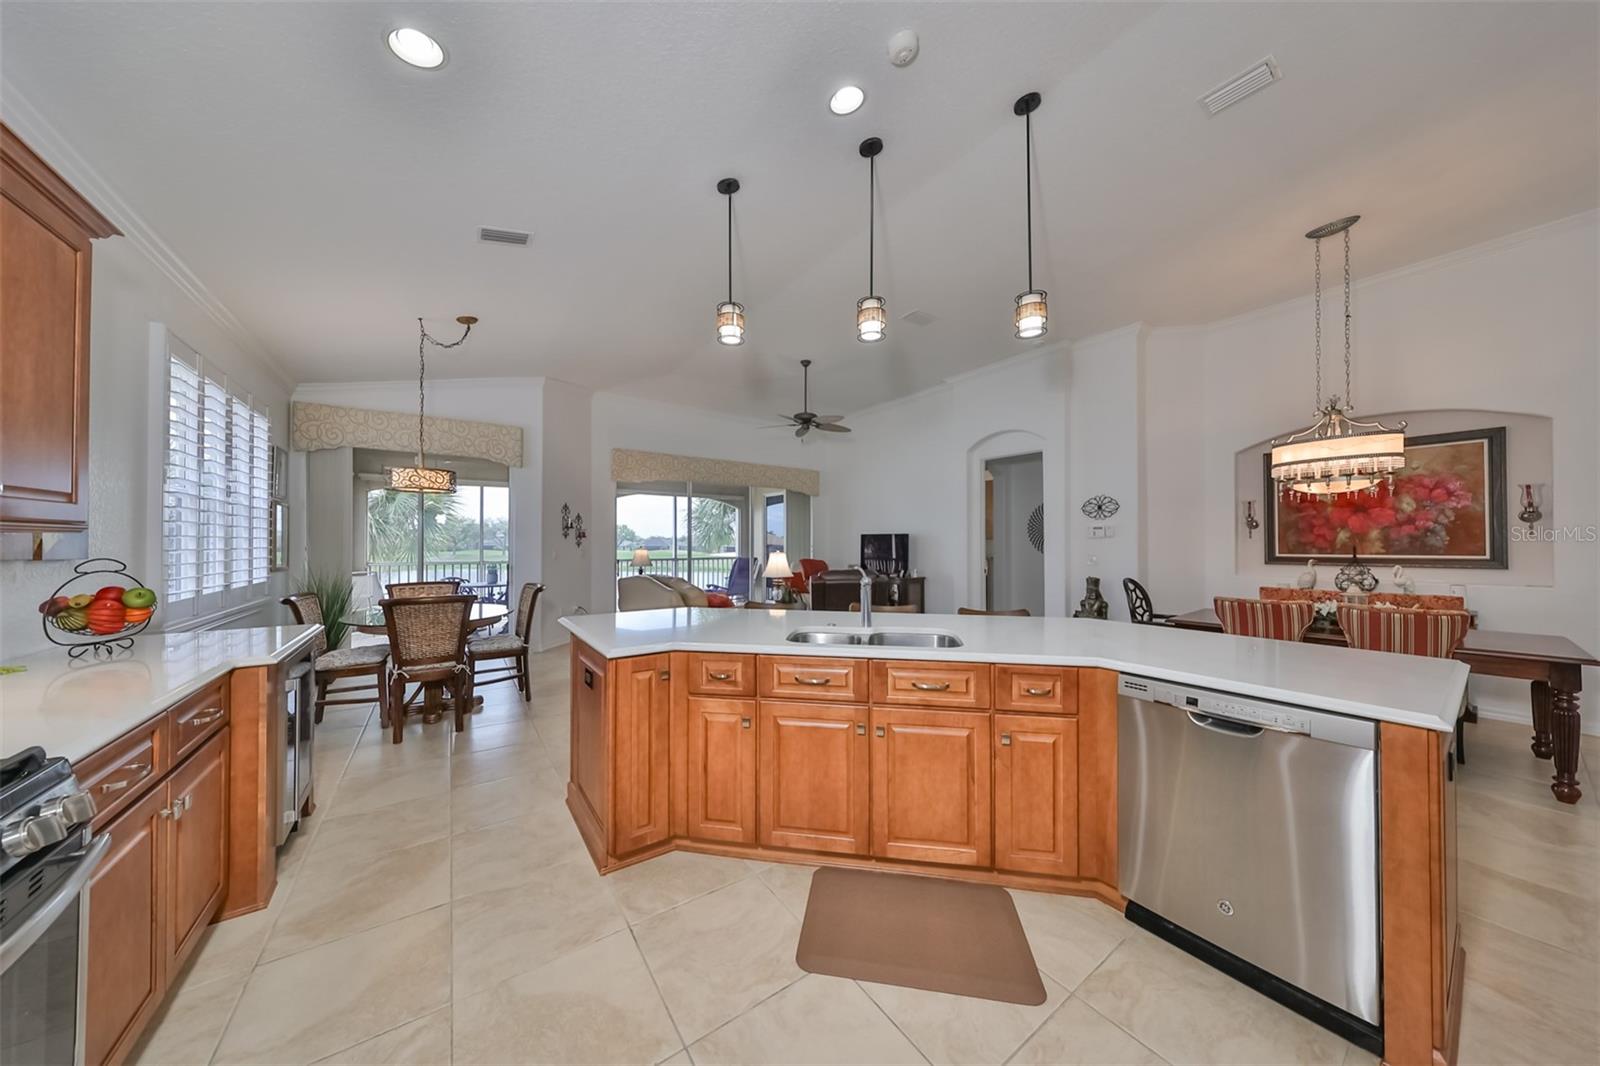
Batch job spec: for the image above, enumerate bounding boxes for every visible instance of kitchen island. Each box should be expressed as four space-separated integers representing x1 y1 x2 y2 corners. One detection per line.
562 608 1469 1066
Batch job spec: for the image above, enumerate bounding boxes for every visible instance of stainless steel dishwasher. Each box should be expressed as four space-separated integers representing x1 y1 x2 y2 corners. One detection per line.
1117 674 1381 1052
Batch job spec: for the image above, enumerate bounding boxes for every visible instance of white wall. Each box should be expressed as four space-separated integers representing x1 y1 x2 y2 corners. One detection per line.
539 378 593 648
1143 213 1600 725
1066 327 1144 620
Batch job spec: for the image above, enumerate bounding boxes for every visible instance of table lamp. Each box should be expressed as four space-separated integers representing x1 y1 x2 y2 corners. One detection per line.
632 548 651 575
762 551 795 603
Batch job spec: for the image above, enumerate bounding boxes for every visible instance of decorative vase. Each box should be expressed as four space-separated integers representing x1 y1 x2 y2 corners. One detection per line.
1073 577 1110 620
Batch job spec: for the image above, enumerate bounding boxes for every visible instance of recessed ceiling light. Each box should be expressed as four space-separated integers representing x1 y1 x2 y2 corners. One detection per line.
829 86 865 116
387 27 446 70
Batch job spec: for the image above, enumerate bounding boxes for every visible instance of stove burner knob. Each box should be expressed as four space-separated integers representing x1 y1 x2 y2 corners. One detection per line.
40 791 97 828
1 813 69 857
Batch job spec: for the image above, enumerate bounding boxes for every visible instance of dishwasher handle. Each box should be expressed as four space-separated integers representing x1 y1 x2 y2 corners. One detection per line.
1186 709 1265 738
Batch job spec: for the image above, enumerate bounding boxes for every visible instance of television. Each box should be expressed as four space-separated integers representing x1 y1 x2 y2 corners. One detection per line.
860 533 909 575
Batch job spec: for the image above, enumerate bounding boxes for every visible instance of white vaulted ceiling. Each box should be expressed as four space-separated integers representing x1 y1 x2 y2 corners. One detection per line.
2 2 1595 414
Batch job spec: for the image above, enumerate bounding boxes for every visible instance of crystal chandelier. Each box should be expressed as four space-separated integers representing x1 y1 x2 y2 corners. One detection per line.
1270 216 1405 498
389 315 475 494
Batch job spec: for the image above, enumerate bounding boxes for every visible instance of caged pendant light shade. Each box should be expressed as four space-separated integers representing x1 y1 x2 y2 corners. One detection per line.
1012 92 1048 340
715 178 745 346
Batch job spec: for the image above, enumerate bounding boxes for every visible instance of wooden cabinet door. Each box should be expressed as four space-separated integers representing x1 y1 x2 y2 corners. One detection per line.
758 700 869 855
166 729 229 969
994 713 1079 877
869 707 992 867
85 781 168 1066
0 125 115 534
611 653 672 855
687 697 757 844
570 641 609 840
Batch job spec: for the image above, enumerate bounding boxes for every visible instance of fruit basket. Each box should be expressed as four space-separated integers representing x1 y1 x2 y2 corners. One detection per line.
38 558 158 659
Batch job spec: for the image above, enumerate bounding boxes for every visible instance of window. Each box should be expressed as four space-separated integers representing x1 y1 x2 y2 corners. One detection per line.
365 481 512 603
615 481 748 598
162 336 272 616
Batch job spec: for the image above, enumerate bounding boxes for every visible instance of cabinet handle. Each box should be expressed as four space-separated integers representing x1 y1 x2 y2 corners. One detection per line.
160 801 184 821
875 725 886 737
1000 733 1013 746
911 681 951 692
99 762 151 794
658 670 671 681
855 723 866 735
794 675 832 686
708 672 734 681
1023 687 1052 697
583 668 594 689
741 717 752 729
187 708 226 728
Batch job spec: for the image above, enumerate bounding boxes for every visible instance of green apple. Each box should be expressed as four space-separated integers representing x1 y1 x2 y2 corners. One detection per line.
68 594 94 609
121 587 157 610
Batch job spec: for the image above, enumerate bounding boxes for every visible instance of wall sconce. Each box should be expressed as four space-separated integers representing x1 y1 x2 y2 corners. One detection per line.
1518 484 1543 530
1243 500 1261 539
560 503 587 547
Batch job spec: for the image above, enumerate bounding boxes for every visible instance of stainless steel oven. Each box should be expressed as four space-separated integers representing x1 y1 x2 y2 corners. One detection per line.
1 749 107 1066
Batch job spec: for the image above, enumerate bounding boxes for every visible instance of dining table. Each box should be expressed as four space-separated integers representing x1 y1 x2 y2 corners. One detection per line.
341 601 509 722
1167 608 1599 804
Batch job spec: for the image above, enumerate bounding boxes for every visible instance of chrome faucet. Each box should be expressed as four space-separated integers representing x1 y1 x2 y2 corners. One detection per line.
853 566 873 628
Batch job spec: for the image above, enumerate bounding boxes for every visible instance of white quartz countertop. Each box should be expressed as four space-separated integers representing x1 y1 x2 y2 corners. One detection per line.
561 609 1468 733
1 626 321 763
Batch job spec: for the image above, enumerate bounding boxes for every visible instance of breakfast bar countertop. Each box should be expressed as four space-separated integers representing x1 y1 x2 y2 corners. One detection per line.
561 608 1468 734
0 625 322 763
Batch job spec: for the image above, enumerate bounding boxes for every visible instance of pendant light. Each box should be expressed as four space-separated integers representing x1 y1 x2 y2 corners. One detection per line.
388 315 476 494
1270 216 1406 498
1012 91 1047 340
856 137 886 343
715 177 745 345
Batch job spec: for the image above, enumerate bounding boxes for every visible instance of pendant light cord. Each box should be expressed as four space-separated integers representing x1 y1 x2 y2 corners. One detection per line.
1342 228 1352 410
1024 109 1034 291
868 153 876 295
727 194 734 304
415 318 474 466
1312 238 1322 412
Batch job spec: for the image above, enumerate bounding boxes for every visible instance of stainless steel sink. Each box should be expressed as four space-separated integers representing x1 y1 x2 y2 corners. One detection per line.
784 628 964 649
785 629 867 645
865 631 964 648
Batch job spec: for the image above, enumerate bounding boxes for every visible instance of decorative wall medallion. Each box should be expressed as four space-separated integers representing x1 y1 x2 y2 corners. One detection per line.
1080 495 1120 520
1026 504 1045 553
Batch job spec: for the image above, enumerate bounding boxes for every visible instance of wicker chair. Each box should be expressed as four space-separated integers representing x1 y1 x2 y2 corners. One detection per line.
468 583 543 700
281 594 390 726
957 607 1031 616
1123 578 1175 625
387 579 464 598
380 595 475 744
1213 596 1316 642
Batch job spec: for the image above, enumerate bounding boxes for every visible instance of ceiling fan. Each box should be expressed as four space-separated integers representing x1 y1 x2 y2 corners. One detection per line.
766 359 850 439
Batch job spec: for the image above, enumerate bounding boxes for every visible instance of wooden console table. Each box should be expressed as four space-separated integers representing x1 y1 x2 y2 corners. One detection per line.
1167 609 1597 804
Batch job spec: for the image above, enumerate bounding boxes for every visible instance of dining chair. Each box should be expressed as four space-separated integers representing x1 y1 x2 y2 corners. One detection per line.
1338 603 1475 759
789 558 829 595
380 594 475 744
1123 578 1175 625
1213 596 1316 642
281 593 390 726
847 602 920 613
468 582 543 701
957 607 1031 616
387 579 464 598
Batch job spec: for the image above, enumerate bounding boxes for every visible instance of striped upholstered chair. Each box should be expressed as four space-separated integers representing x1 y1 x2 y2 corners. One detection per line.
1336 604 1473 659
1213 596 1316 642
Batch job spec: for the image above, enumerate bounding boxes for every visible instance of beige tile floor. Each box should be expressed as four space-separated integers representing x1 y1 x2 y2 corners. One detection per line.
129 647 1600 1065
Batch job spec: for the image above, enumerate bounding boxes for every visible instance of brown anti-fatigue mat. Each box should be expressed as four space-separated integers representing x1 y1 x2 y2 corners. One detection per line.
796 867 1046 1005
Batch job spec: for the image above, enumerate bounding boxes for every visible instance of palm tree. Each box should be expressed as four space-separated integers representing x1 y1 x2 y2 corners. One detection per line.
367 490 460 564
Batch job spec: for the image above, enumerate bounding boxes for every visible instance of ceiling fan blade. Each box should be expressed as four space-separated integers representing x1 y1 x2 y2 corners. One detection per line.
795 424 810 439
779 414 800 423
758 423 797 430
814 415 845 423
812 422 851 433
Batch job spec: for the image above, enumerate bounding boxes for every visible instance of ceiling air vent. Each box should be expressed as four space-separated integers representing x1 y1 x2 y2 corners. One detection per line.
478 226 531 246
1198 56 1280 116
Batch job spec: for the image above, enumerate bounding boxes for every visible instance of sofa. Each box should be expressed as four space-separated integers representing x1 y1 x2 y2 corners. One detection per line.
617 575 734 611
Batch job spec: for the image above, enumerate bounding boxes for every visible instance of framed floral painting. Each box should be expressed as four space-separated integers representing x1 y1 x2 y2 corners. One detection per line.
1263 426 1507 568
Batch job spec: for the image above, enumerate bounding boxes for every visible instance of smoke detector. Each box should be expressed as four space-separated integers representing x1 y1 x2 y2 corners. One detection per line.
887 29 919 68
1198 56 1280 116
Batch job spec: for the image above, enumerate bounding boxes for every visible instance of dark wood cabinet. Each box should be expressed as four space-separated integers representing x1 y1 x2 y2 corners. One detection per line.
0 123 118 543
757 700 869 855
610 652 671 855
994 713 1080 877
686 697 757 844
85 780 167 1066
869 707 992 867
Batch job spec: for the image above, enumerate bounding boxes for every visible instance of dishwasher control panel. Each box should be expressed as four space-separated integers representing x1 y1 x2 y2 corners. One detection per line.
1119 676 1312 734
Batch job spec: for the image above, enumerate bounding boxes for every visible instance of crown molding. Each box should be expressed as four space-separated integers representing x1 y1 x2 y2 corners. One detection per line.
0 79 294 393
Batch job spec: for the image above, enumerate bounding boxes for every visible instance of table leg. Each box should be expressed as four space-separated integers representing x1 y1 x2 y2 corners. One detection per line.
1530 680 1555 759
422 682 444 725
1550 683 1583 804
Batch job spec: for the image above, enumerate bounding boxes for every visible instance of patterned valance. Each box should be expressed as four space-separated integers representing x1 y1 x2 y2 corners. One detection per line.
291 401 523 467
611 448 820 496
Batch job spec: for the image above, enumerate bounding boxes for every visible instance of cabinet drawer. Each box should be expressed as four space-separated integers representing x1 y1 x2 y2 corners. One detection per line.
687 653 757 697
871 661 992 710
169 680 229 764
995 666 1078 715
77 716 169 829
758 656 868 703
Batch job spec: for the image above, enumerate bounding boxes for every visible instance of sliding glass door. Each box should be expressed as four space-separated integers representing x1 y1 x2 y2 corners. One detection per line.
367 483 511 602
616 482 748 598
